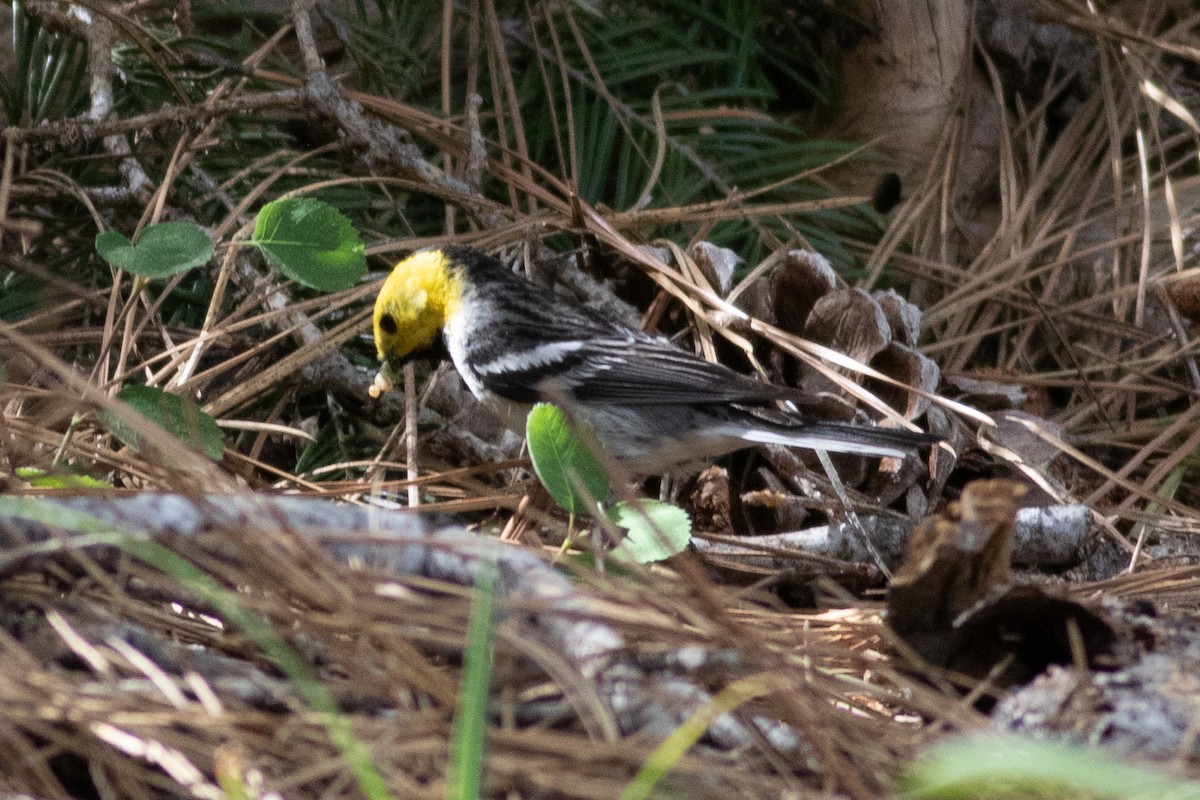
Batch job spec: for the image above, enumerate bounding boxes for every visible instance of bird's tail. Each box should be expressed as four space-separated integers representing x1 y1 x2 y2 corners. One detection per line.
739 422 940 459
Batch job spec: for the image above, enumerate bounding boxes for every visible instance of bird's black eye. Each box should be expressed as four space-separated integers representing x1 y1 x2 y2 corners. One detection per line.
379 313 398 334
872 172 902 213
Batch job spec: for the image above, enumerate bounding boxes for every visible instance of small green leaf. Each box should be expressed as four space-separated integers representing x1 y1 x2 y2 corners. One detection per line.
95 222 214 278
252 197 366 292
526 403 610 514
107 385 224 460
903 733 1200 800
609 500 691 563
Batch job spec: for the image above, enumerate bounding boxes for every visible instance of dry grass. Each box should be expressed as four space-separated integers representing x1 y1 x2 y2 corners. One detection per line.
2 0 1200 797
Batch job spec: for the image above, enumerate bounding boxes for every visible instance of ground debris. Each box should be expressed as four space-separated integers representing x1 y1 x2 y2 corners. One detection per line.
0 493 971 798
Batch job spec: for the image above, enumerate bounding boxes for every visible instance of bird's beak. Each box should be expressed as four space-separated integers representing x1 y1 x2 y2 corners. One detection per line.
369 338 449 399
368 359 404 399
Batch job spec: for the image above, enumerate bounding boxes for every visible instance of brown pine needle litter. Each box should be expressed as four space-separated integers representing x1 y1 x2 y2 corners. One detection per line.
4 0 1200 797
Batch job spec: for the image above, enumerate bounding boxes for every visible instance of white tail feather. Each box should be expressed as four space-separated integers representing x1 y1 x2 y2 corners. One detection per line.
736 429 907 459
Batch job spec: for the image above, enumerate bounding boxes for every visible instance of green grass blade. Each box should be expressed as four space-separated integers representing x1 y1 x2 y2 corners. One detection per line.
621 674 773 800
446 562 497 800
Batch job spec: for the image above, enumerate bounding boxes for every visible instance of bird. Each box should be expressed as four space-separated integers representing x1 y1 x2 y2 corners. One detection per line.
370 246 937 475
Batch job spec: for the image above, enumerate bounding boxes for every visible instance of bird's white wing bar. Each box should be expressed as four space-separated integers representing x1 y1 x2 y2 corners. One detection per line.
473 340 586 377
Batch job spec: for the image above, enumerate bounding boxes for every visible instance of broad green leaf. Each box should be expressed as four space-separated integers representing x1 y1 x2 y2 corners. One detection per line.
609 499 691 564
107 385 225 460
526 403 609 514
252 197 366 292
95 222 214 278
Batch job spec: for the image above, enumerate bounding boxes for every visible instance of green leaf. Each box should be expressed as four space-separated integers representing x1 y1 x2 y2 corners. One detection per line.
95 222 214 278
525 403 610 515
107 385 225 460
609 500 691 564
902 733 1200 800
251 197 366 292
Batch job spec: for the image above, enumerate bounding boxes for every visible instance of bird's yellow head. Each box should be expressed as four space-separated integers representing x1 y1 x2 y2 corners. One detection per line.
369 249 465 398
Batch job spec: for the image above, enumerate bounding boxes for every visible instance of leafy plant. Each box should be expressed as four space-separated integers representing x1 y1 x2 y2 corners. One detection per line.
608 500 691 564
526 403 691 563
326 0 441 96
251 197 367 292
95 222 215 278
510 0 867 266
91 198 366 466
108 385 225 460
526 401 611 515
1 0 87 125
901 734 1200 800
